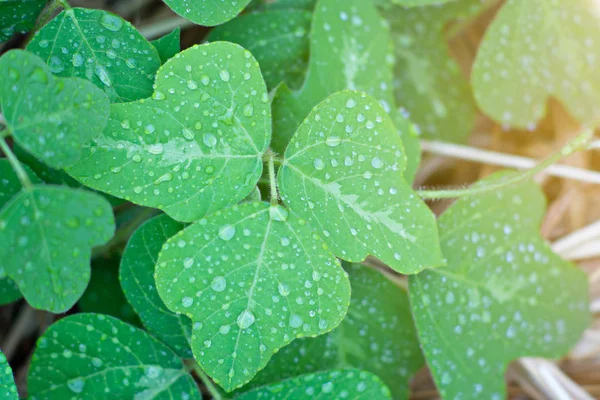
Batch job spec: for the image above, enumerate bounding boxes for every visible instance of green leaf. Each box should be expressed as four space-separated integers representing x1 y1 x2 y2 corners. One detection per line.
163 0 251 26
409 173 591 399
120 214 192 358
28 313 201 399
279 91 442 274
78 257 140 326
151 27 181 64
472 0 600 129
67 42 271 223
0 50 110 169
155 202 351 391
13 144 125 207
251 264 424 400
385 0 485 142
0 278 21 305
0 0 46 42
0 350 18 400
0 158 41 305
0 158 41 205
237 369 392 399
207 10 311 90
0 186 115 312
271 0 421 182
27 8 161 103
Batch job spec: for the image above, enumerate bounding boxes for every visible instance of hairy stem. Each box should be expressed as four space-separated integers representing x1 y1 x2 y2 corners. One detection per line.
0 134 33 190
418 129 594 200
265 149 279 205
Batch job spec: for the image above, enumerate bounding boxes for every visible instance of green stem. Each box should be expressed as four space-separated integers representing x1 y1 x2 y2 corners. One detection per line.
418 129 594 200
0 135 33 190
266 150 278 205
58 0 72 10
190 363 224 400
91 207 157 258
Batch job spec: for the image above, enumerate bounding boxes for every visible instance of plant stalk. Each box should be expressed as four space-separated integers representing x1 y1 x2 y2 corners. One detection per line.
0 134 33 190
417 129 594 200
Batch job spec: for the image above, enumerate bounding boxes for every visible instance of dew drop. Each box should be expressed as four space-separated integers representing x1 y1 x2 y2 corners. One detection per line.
211 276 227 292
269 205 288 221
220 70 230 82
72 53 84 67
371 157 384 169
203 133 217 147
313 158 325 170
182 297 194 307
236 309 255 330
289 314 303 328
67 378 85 394
218 225 236 241
278 282 290 297
326 136 341 147
100 13 124 31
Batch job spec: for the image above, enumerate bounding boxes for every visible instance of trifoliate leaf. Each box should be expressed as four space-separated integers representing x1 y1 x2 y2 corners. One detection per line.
0 186 115 312
68 42 271 223
78 258 140 326
0 0 46 42
251 264 424 399
207 10 311 90
163 0 251 26
409 174 591 399
279 91 442 274
28 313 201 399
271 0 421 182
385 0 485 142
27 8 161 103
472 0 600 129
120 214 192 358
155 202 351 391
237 369 392 399
0 350 17 400
0 50 110 169
151 27 181 64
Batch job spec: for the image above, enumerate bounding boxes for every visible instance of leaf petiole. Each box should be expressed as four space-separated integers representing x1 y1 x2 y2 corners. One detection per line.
187 361 225 400
265 149 279 205
417 128 594 200
0 135 33 191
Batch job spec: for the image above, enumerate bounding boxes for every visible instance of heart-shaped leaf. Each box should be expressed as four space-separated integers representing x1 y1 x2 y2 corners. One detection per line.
27 8 161 103
28 313 201 399
250 264 424 400
472 0 600 129
0 158 41 305
279 91 442 274
155 202 351 391
0 350 17 400
0 186 115 312
207 10 311 90
163 0 251 26
384 0 486 142
0 50 110 169
271 0 421 181
68 42 271 223
0 0 46 42
151 27 181 64
120 214 192 358
237 369 392 399
78 257 140 326
409 173 591 399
